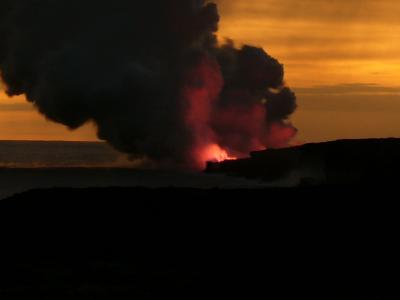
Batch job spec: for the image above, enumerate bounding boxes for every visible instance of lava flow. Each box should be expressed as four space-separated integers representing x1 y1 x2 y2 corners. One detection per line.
199 143 237 163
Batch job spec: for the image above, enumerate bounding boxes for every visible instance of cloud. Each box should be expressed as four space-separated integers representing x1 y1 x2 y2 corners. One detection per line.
0 0 297 167
218 0 400 25
216 0 400 70
294 83 400 94
294 83 400 113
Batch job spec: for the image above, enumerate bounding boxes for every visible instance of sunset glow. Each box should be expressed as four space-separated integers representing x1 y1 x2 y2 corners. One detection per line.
2 0 400 143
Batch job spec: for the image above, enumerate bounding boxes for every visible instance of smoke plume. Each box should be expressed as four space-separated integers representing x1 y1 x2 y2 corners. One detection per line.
0 0 297 169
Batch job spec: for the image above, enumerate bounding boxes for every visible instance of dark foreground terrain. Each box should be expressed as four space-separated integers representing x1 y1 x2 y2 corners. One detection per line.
207 138 400 185
0 186 397 297
0 168 271 199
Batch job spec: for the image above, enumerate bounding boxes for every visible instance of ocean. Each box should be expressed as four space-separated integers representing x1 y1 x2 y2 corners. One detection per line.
0 141 269 199
0 140 129 168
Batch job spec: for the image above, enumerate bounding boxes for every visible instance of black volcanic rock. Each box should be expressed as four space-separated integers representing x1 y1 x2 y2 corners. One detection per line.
0 186 396 297
206 138 400 185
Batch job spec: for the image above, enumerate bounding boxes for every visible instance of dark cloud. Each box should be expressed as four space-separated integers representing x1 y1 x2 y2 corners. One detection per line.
0 0 297 168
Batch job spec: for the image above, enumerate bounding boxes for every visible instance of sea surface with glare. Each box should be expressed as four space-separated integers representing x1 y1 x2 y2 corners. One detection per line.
0 141 273 199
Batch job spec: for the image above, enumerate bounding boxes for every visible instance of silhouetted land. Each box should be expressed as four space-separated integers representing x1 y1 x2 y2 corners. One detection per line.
207 138 400 185
0 186 397 297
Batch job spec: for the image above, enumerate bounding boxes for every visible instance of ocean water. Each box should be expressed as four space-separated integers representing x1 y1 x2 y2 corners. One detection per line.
0 141 278 199
0 140 131 168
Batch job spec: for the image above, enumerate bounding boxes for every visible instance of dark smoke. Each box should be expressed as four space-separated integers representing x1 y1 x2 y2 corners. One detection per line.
0 0 297 169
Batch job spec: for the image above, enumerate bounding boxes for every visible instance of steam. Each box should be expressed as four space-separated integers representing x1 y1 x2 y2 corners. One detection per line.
0 0 297 169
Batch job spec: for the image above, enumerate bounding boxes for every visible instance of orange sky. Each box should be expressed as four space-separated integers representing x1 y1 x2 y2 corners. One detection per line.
1 0 400 142
217 0 400 142
0 92 98 141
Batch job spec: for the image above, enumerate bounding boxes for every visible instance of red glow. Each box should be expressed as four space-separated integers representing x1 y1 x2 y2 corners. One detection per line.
211 100 268 155
199 143 237 163
264 122 298 149
181 55 225 169
181 54 297 170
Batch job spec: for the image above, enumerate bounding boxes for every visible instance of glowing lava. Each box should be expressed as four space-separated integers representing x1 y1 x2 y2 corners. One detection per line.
200 143 237 163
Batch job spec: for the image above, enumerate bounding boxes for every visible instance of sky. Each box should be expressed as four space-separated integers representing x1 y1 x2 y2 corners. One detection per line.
1 0 400 142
